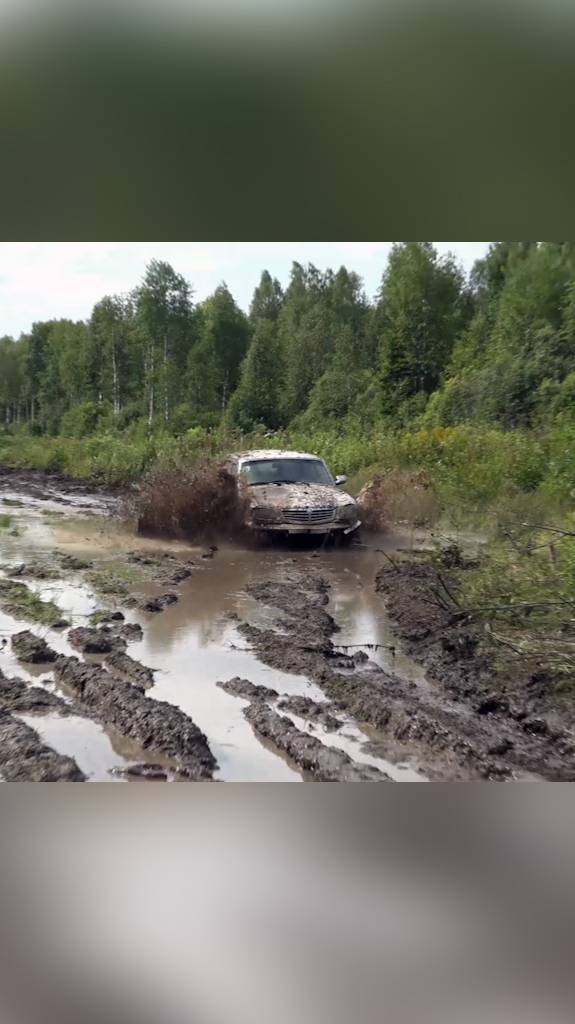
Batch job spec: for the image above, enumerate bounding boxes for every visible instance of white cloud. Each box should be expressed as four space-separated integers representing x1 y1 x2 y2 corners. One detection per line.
0 241 489 338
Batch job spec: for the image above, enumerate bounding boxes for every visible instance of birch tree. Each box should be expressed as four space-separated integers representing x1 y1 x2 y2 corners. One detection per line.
136 261 194 425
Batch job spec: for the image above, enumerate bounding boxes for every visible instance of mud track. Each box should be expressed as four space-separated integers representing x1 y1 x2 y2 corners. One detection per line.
54 656 217 780
376 554 575 777
237 566 575 780
243 702 390 781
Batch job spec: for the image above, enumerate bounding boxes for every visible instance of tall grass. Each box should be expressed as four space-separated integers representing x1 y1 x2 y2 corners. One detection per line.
1 423 574 516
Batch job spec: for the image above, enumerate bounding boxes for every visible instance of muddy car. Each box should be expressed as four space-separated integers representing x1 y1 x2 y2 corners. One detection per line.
225 450 361 537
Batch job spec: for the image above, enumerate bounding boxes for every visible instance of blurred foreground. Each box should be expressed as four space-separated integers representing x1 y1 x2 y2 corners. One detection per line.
0 788 574 1024
1 1 574 234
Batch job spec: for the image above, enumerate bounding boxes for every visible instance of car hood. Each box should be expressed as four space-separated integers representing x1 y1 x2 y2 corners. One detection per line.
248 483 354 509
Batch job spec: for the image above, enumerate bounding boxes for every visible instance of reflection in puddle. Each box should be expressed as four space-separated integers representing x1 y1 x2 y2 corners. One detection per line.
16 714 135 782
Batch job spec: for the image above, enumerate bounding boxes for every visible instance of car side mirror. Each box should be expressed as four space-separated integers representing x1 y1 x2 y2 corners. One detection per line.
334 474 347 486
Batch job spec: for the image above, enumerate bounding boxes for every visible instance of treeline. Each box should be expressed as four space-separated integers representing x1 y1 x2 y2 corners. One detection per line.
1 242 575 438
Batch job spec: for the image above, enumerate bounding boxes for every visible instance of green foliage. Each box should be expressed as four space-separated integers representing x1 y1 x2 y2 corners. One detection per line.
0 579 64 626
376 242 470 417
456 526 575 679
226 319 283 431
187 285 250 415
430 243 575 430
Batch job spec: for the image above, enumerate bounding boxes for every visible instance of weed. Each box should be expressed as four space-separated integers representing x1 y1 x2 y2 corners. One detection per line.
0 579 66 626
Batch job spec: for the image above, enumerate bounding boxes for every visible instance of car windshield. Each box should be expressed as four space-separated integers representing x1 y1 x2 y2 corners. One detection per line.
243 458 333 486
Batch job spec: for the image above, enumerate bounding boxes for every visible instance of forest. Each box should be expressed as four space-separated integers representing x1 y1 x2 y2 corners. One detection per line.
0 241 574 504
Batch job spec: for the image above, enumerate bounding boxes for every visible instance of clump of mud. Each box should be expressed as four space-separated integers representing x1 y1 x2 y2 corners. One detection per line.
54 655 217 779
134 461 248 541
0 710 85 781
357 469 437 530
11 630 57 664
0 666 75 716
244 702 389 781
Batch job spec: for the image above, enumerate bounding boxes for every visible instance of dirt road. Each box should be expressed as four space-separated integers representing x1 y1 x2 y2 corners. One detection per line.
1 469 573 781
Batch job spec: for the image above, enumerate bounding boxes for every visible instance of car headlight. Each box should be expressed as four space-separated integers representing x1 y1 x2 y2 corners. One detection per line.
337 502 358 522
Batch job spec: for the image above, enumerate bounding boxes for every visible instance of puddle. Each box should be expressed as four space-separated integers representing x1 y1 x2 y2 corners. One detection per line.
0 479 434 782
16 713 154 782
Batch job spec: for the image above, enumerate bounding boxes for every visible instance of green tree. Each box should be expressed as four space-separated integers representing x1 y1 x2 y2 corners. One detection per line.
39 321 90 432
377 242 468 415
136 260 194 424
188 284 250 415
22 321 52 425
226 320 282 430
0 336 23 425
249 270 284 322
88 295 136 417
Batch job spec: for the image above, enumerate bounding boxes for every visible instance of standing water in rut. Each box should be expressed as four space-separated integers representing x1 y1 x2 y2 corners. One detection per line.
0 473 429 781
1 472 573 781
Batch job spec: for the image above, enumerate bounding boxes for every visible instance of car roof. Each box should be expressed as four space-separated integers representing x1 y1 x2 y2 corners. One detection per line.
232 450 324 463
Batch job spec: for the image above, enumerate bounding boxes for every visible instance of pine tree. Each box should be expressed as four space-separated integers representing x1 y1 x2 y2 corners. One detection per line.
249 270 284 322
226 320 282 430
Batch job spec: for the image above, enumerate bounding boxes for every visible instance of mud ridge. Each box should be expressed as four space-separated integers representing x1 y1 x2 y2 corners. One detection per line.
243 702 390 781
276 695 341 732
238 570 575 780
11 630 57 664
0 667 76 716
105 650 155 689
68 626 126 654
138 593 178 614
216 677 278 700
0 709 85 781
54 656 217 779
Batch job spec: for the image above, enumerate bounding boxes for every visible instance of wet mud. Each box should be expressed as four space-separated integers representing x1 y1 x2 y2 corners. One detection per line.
237 565 575 779
0 666 75 716
0 710 85 781
276 695 341 732
216 677 279 701
68 626 126 654
138 593 179 613
376 554 575 780
105 650 155 689
54 656 217 779
2 468 573 782
243 702 390 781
11 630 57 663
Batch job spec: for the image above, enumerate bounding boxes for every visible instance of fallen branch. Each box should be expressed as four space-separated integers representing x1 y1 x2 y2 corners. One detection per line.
436 571 461 609
375 549 400 572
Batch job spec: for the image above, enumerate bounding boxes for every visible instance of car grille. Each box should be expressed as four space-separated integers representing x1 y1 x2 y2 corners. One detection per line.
252 507 278 524
282 506 337 525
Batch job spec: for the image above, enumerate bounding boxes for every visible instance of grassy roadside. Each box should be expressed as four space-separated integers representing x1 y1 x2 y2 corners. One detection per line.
2 422 575 500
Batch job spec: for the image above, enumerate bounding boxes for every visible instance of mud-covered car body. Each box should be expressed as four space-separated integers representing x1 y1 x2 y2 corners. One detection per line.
225 450 361 536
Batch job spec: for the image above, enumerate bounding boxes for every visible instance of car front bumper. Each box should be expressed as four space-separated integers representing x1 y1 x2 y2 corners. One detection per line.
253 519 361 535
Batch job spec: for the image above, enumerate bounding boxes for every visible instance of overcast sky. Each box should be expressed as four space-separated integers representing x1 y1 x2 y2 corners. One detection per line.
0 242 490 338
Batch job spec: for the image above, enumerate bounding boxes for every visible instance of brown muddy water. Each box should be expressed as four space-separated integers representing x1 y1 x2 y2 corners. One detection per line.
0 476 430 782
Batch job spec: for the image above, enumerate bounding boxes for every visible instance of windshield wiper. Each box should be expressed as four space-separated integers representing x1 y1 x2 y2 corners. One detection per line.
249 479 311 486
